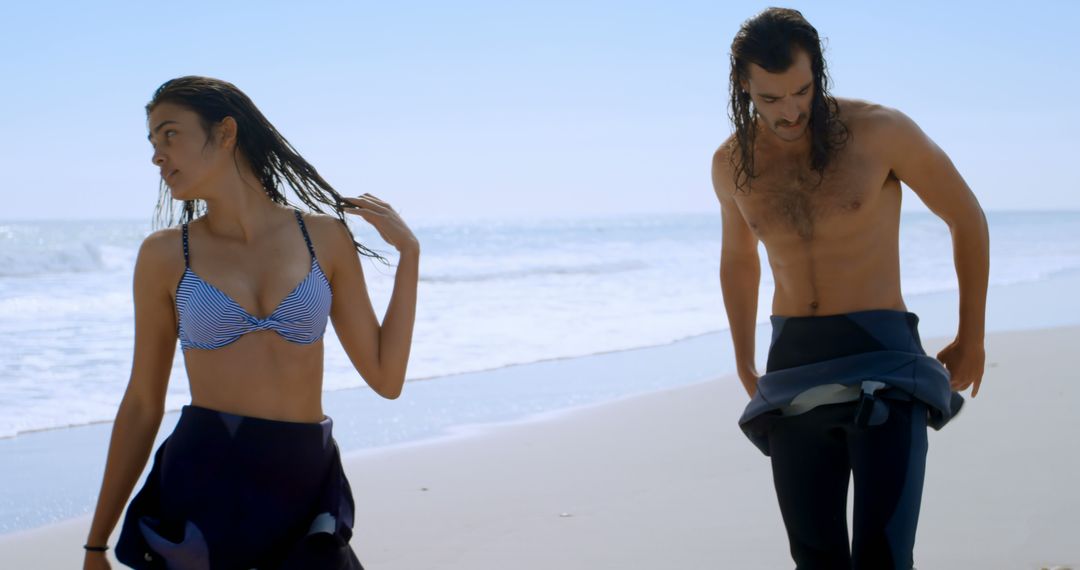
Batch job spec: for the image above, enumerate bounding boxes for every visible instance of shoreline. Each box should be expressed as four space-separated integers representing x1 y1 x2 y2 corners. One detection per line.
6 262 1080 441
2 326 1079 568
0 327 732 442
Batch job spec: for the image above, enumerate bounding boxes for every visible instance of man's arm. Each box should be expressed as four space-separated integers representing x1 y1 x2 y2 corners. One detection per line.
712 146 763 397
876 106 990 396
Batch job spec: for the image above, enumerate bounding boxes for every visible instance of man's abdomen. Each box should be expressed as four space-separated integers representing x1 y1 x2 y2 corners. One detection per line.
766 225 905 317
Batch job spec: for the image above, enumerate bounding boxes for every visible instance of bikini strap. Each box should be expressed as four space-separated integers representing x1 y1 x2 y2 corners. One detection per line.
181 223 190 268
294 210 317 260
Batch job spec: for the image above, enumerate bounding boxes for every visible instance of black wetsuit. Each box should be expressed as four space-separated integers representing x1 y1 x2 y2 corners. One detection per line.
740 310 963 570
115 405 363 569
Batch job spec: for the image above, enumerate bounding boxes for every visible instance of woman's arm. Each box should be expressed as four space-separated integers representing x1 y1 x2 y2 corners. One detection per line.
84 230 179 559
324 196 420 399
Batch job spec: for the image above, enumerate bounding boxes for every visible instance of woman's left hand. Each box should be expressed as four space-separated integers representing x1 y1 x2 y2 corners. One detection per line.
340 194 420 254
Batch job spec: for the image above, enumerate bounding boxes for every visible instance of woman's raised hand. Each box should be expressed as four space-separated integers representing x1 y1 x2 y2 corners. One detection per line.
340 194 419 254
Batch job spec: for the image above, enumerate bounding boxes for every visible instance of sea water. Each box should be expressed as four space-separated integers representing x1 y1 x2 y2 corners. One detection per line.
1 210 1078 439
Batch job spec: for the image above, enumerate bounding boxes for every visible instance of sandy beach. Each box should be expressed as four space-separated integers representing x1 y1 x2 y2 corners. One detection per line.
1 326 1077 569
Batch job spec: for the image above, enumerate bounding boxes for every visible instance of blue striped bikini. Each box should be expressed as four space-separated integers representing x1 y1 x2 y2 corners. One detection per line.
176 210 333 351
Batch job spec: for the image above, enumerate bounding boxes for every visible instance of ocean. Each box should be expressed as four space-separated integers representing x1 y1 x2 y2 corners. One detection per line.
2 210 1080 533
1 210 1078 439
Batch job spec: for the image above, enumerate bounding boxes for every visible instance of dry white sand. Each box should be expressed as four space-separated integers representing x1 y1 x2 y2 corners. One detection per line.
1 327 1077 569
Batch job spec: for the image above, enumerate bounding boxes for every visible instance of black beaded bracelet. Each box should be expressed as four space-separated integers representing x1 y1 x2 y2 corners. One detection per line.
83 544 109 552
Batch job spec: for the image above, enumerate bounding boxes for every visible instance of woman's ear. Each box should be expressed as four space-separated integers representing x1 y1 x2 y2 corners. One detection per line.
216 116 239 150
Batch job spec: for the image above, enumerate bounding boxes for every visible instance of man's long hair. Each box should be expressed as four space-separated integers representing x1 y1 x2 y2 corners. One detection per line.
728 7 849 193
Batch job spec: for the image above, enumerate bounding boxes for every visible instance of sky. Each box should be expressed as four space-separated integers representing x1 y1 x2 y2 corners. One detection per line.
0 0 1077 223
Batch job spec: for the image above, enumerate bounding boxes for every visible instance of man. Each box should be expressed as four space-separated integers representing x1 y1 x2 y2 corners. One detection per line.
712 8 989 569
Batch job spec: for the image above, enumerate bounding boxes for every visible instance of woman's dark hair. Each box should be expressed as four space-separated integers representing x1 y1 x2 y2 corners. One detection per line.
727 7 849 193
147 76 384 261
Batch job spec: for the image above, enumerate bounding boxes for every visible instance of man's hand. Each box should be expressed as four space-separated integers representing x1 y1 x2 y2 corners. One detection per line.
936 338 986 397
739 370 760 399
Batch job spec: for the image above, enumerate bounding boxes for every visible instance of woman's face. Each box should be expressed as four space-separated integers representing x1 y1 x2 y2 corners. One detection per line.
147 102 233 200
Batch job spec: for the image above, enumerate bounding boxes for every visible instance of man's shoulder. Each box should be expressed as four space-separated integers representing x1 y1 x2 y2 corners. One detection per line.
711 136 740 199
836 97 911 134
712 135 738 171
835 97 925 156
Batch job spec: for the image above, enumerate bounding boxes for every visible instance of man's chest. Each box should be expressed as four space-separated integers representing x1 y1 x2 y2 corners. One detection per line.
735 150 895 240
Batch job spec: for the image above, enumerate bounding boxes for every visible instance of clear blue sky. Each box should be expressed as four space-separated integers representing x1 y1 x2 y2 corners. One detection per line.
1 1 1076 222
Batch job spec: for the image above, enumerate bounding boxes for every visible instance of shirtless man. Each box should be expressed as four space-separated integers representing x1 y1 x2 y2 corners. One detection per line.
712 8 989 569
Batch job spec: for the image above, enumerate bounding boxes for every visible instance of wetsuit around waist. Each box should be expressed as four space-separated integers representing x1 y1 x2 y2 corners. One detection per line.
738 309 964 456
739 309 964 570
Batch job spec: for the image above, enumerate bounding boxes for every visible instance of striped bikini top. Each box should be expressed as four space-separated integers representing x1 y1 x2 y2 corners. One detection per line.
176 210 333 351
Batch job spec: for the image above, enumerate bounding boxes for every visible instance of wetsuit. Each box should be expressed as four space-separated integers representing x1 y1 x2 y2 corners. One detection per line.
739 310 964 569
115 406 362 569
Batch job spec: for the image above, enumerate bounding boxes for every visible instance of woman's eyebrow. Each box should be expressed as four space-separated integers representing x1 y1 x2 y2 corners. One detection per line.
147 120 179 141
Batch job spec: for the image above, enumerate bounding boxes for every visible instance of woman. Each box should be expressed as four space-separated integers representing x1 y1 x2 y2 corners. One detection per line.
83 76 419 569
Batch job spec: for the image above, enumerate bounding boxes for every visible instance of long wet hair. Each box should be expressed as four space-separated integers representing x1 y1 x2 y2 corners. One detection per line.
727 7 849 193
147 76 384 261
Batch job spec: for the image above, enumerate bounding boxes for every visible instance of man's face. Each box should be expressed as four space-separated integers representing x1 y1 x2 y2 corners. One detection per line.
741 49 815 143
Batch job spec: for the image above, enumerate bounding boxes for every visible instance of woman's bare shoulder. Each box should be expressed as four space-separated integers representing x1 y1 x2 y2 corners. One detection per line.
300 211 352 246
135 226 186 288
298 211 360 277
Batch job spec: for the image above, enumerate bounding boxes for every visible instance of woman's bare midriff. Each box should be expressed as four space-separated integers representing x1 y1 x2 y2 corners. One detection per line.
182 332 327 423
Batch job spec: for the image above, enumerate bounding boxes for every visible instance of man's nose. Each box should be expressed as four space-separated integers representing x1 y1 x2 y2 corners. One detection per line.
781 102 800 123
